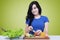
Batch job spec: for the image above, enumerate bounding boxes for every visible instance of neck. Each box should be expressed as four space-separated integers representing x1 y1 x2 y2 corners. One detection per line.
34 15 41 19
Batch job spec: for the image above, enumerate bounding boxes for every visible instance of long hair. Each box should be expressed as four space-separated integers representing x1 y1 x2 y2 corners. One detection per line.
26 1 42 26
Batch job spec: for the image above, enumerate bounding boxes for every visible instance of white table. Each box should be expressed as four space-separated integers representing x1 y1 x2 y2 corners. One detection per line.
49 36 60 40
0 36 60 40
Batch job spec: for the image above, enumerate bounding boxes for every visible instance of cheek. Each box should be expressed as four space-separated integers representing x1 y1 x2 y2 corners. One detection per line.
32 9 38 14
35 8 39 13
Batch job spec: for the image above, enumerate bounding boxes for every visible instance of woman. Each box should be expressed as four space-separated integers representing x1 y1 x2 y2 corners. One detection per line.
25 1 49 37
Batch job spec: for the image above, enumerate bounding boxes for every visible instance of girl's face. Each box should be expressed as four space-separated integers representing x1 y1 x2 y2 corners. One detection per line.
32 4 39 16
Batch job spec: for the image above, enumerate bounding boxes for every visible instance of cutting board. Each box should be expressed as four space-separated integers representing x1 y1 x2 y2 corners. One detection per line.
24 36 50 40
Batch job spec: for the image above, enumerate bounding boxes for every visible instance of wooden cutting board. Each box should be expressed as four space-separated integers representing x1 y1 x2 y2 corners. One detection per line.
24 37 50 40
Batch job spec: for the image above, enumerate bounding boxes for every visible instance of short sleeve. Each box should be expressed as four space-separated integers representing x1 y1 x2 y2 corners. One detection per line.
25 19 30 24
44 16 49 23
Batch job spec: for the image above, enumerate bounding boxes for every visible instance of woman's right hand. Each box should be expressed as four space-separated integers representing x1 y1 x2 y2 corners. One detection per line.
28 26 33 31
25 26 33 33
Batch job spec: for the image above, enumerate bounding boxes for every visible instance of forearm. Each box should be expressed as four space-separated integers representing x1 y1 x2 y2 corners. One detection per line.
44 22 49 36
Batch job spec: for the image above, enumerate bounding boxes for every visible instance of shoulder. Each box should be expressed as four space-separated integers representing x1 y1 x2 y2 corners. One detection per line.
41 16 48 19
41 15 49 22
26 18 30 21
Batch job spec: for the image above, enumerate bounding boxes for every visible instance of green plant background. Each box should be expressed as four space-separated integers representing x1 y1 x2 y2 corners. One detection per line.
0 0 60 35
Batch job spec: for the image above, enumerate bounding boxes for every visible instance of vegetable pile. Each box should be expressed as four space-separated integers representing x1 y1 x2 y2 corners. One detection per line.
2 29 23 38
24 31 48 38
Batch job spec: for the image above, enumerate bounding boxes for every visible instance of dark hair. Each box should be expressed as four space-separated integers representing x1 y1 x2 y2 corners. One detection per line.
26 1 42 26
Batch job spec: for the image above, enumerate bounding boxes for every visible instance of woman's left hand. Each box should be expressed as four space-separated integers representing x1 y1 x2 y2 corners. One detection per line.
34 30 42 36
45 33 49 38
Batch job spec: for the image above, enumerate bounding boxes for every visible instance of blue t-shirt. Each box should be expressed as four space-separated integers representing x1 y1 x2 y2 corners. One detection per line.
26 16 49 34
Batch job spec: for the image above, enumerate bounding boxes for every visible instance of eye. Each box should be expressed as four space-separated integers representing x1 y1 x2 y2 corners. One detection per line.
34 7 36 9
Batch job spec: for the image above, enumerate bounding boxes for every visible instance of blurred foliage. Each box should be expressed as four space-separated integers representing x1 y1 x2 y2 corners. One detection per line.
1 28 23 38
